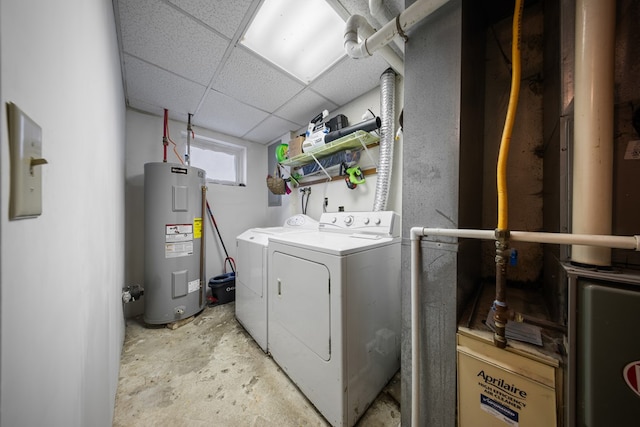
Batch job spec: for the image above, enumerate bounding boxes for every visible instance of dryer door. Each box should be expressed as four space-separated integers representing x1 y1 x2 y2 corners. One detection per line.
272 252 331 361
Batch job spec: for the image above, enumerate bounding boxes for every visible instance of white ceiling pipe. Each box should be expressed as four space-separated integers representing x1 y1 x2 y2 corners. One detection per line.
344 14 404 76
572 0 616 266
368 0 405 53
369 0 392 26
409 226 640 426
346 0 449 68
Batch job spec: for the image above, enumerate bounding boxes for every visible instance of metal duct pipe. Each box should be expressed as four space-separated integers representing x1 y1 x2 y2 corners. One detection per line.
344 14 404 76
572 0 616 266
373 68 396 212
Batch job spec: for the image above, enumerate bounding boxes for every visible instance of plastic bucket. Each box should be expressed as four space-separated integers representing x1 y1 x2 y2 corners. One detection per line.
208 272 236 305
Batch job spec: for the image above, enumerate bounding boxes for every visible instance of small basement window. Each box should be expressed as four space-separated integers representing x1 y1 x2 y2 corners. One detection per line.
183 132 246 185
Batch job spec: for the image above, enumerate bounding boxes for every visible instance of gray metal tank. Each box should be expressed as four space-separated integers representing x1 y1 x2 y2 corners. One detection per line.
144 162 206 324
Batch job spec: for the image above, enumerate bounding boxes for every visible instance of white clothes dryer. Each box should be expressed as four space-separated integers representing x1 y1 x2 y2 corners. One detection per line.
235 214 318 352
267 211 401 427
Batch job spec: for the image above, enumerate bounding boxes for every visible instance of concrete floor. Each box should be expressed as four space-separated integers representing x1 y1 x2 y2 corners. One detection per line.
113 302 401 426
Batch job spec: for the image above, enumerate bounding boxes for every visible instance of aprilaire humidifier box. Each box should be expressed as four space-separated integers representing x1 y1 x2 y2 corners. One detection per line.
456 330 560 427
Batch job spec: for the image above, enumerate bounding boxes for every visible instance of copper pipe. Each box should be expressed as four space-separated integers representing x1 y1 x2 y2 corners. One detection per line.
509 311 567 334
494 231 509 348
200 185 207 307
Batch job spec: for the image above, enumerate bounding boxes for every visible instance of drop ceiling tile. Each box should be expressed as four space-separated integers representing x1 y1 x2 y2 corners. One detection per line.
212 47 304 112
168 0 254 38
194 89 269 138
310 55 391 106
118 0 229 85
275 90 338 127
243 115 301 145
330 0 403 25
124 54 206 118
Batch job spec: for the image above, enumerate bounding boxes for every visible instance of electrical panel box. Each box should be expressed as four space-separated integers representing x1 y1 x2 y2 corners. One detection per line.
7 103 47 220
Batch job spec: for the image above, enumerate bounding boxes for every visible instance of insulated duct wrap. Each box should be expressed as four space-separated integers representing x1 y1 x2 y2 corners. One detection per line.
373 68 396 211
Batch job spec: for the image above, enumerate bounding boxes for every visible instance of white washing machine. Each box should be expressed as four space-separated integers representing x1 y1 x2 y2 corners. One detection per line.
267 211 401 427
235 214 318 352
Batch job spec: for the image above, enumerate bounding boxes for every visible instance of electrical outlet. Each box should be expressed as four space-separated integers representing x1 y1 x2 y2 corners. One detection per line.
7 103 47 219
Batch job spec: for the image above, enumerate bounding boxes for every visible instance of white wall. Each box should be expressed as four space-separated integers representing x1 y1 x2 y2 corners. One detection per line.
268 75 404 225
0 0 126 426
124 109 267 315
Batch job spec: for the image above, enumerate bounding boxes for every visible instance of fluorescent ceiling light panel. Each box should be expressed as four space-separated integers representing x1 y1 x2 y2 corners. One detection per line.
241 0 346 83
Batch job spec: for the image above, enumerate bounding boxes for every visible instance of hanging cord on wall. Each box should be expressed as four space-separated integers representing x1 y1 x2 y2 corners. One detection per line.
205 199 236 274
300 187 311 215
186 113 193 166
162 109 169 162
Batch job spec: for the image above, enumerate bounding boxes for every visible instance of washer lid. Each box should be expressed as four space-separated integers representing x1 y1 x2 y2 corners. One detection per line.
236 229 272 246
269 231 399 256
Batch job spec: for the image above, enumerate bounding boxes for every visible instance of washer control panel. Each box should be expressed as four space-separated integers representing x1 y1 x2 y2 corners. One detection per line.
319 211 400 237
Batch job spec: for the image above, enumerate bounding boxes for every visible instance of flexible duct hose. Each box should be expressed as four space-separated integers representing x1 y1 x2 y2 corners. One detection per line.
373 68 396 212
497 0 523 231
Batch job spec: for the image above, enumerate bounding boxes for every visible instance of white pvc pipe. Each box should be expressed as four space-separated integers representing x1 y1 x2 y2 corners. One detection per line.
344 15 404 76
368 0 405 53
409 227 640 427
572 0 616 266
410 235 421 426
347 0 449 64
369 0 391 26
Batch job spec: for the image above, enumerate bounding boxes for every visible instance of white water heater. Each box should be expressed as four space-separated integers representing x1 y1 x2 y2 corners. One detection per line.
144 162 206 324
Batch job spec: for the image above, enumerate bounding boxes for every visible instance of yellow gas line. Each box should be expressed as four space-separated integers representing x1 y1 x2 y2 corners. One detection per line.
497 0 523 231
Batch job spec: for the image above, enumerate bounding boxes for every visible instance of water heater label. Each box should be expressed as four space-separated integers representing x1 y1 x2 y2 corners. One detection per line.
166 224 193 235
193 218 202 239
165 241 193 258
171 167 188 174
188 279 200 293
165 224 193 257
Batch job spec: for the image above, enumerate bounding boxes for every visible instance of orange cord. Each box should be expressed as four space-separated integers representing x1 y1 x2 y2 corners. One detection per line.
164 120 184 165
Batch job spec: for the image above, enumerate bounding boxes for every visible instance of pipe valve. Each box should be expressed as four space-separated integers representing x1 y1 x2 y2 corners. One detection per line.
122 284 144 303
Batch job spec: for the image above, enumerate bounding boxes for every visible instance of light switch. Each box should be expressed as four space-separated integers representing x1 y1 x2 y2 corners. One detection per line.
7 103 47 219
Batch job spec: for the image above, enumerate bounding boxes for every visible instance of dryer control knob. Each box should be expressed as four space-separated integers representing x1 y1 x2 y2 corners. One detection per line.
344 215 354 226
364 218 370 225
375 218 381 225
331 217 337 223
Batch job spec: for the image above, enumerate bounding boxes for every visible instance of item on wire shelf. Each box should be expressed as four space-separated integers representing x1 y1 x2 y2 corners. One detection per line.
324 116 380 144
342 162 365 189
266 164 290 195
303 109 330 153
300 150 361 177
275 143 289 162
287 136 305 158
327 114 348 132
